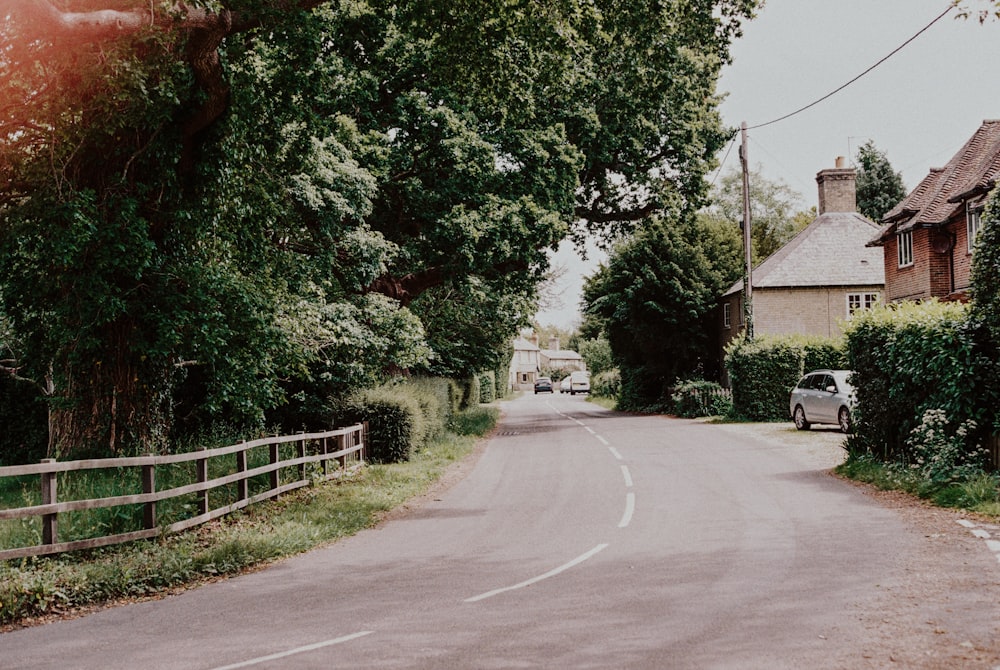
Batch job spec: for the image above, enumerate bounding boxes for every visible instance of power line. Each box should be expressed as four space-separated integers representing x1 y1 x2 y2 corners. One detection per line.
746 4 955 131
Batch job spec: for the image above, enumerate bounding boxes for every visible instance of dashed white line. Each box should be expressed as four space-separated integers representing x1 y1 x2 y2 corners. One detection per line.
465 544 610 603
620 465 633 488
618 492 635 528
608 446 623 460
595 435 609 446
209 632 374 670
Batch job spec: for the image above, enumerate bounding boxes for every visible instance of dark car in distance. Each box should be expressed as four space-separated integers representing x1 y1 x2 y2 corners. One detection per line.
534 377 553 394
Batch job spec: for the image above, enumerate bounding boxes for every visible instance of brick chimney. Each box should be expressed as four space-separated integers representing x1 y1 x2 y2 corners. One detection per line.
815 156 857 214
549 336 560 351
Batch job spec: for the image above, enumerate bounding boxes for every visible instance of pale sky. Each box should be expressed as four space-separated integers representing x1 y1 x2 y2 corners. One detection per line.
535 0 1000 330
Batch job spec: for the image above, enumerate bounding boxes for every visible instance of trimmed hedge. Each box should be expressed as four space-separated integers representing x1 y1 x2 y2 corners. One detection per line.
591 368 621 399
333 376 460 464
725 334 845 421
844 300 990 462
478 370 496 404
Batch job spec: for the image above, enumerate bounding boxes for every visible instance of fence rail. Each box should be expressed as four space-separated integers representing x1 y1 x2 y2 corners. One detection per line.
0 424 366 560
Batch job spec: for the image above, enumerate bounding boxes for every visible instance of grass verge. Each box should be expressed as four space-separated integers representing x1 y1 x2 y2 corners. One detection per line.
0 405 500 629
836 455 1000 518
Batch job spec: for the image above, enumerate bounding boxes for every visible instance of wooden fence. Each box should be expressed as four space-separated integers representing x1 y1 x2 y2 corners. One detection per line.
0 424 366 561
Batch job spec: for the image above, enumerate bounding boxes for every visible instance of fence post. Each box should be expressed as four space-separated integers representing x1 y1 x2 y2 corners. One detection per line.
197 448 209 516
321 436 329 477
362 422 369 463
297 433 306 482
142 462 156 530
269 441 279 491
40 458 57 546
236 447 248 502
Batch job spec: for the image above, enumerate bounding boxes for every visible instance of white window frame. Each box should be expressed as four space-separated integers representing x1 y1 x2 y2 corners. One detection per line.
967 202 983 254
847 292 880 317
723 303 731 328
897 230 913 267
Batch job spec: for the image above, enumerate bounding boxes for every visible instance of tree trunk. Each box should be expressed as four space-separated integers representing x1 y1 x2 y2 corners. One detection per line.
48 321 173 458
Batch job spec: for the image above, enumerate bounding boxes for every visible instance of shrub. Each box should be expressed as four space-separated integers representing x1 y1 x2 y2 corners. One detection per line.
671 380 732 418
591 368 621 399
903 409 989 485
333 385 427 463
844 300 988 462
478 371 496 404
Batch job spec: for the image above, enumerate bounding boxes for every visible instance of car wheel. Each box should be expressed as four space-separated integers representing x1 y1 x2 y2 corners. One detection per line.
838 406 852 434
793 405 810 431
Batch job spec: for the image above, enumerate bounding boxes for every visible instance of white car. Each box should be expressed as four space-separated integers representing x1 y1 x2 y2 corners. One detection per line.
569 371 591 395
789 369 854 433
559 377 571 393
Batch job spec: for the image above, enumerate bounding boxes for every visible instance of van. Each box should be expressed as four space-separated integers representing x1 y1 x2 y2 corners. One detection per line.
569 371 590 395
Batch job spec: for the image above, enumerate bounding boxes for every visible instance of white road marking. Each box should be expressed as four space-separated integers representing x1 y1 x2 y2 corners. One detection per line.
986 539 1000 554
585 426 596 434
618 492 635 528
596 435 609 445
957 519 977 528
973 529 992 539
464 544 610 603
209 631 374 670
608 446 623 460
620 465 633 488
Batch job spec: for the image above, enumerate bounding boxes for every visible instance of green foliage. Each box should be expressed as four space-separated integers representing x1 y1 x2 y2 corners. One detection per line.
577 337 613 376
708 166 808 264
583 212 743 411
335 385 426 463
969 189 1000 435
590 369 622 399
477 371 496 404
904 409 989 484
671 380 733 418
843 300 989 462
725 334 845 421
449 406 500 436
854 140 907 222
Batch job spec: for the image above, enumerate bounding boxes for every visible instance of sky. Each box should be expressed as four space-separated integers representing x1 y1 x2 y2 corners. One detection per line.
534 0 1000 330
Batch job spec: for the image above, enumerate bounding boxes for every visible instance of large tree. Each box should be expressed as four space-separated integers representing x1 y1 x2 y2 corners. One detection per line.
1 0 758 457
854 140 907 222
707 166 809 264
581 209 742 410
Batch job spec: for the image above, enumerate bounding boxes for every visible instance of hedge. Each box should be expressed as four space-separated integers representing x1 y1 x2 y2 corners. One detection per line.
844 300 991 462
725 334 845 421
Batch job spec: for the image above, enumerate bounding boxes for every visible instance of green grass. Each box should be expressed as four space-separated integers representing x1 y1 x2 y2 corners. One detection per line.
836 454 1000 517
0 405 499 627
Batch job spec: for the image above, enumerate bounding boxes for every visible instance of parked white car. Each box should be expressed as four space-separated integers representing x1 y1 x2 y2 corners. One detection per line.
569 371 591 395
789 369 854 433
559 377 571 393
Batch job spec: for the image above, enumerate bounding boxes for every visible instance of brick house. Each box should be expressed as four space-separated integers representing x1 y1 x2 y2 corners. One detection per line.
718 159 885 375
868 119 1000 302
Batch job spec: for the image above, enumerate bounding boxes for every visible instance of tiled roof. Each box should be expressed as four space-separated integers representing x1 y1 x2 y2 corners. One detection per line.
725 211 884 296
512 337 539 351
873 119 1000 243
541 349 583 360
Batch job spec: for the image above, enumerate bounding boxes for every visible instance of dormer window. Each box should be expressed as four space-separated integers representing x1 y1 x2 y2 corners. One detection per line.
897 230 913 267
967 202 983 253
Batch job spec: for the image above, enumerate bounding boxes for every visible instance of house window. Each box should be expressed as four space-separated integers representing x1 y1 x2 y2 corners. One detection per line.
723 303 731 328
897 230 913 267
847 292 880 317
967 202 983 253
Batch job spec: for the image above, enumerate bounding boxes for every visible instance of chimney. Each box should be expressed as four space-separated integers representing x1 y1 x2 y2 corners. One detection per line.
529 332 539 347
815 156 857 214
549 336 560 351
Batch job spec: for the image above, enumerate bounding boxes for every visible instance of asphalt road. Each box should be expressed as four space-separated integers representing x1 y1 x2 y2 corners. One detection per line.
4 393 999 669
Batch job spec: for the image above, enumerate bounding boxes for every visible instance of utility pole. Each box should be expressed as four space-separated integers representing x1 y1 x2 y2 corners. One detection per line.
739 122 754 340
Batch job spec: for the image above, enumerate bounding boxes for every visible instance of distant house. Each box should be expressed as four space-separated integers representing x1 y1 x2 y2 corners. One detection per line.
868 119 1000 303
719 159 885 374
508 335 541 391
538 336 586 373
